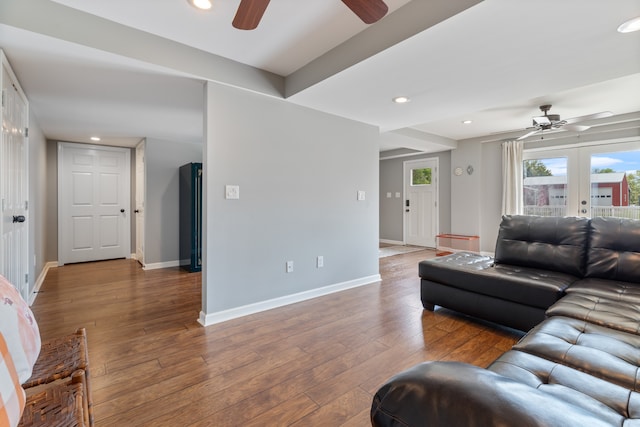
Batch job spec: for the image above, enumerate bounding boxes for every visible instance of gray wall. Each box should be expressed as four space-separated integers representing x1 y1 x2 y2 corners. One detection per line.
27 111 47 293
203 81 379 314
379 150 451 242
45 140 58 262
144 138 202 265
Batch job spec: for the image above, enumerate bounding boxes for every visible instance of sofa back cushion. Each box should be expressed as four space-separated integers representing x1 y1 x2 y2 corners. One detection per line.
586 217 640 283
495 215 590 277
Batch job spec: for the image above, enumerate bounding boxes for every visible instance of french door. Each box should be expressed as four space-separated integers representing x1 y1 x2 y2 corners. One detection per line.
523 140 640 218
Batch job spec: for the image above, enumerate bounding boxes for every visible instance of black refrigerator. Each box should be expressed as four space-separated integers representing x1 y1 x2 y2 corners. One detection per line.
179 162 202 272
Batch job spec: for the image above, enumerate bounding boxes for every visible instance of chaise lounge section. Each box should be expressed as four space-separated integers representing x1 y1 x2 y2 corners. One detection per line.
371 215 640 426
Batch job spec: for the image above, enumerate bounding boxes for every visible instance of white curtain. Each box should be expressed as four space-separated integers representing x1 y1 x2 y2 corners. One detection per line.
502 140 523 215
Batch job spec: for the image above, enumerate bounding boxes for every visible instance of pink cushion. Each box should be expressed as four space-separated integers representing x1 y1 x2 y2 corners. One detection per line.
0 274 40 383
0 333 26 427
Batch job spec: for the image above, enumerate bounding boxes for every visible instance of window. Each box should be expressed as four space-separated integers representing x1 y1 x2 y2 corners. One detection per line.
411 168 431 186
523 157 567 217
522 141 640 218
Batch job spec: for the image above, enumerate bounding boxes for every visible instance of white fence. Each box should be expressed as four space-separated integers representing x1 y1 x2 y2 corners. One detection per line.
524 205 640 219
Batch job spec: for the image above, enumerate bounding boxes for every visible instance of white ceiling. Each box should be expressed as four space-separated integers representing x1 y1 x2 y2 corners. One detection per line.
0 0 639 151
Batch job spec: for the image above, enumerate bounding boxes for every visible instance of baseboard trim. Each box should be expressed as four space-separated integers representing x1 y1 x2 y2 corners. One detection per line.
198 274 382 327
143 260 180 270
379 239 404 245
30 262 58 306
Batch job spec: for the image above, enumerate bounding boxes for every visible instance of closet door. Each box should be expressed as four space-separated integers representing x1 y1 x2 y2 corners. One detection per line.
0 52 29 301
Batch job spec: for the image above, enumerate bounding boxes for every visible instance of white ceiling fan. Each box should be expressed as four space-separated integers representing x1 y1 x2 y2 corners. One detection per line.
517 104 613 140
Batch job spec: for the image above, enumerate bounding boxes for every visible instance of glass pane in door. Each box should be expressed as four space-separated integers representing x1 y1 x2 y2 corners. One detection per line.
523 157 568 217
590 150 640 219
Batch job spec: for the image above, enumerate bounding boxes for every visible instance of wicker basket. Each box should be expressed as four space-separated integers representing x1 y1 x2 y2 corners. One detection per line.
19 370 86 427
22 328 93 426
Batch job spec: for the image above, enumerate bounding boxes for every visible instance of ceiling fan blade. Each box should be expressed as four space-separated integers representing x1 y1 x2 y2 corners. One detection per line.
517 129 540 141
562 124 590 132
341 0 388 24
233 0 271 30
564 111 613 124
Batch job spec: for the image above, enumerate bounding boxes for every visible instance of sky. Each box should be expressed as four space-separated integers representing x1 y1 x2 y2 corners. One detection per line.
531 150 640 176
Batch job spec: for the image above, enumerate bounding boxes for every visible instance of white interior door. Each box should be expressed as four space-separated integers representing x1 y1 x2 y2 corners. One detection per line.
58 142 131 265
404 158 438 247
135 140 145 266
0 55 29 300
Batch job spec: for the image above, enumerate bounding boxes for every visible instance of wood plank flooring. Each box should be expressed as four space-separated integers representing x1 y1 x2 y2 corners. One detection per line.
30 250 522 426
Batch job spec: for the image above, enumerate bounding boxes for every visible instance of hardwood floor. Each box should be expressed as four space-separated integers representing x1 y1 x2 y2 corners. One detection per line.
31 250 521 426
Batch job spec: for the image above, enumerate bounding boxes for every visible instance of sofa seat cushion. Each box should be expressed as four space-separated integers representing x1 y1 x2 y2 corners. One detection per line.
512 316 640 390
372 360 633 427
546 292 640 335
419 252 576 309
567 278 640 303
489 350 640 425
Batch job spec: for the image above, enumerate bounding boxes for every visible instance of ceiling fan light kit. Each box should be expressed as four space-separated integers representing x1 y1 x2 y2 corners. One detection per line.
232 0 388 30
516 104 613 141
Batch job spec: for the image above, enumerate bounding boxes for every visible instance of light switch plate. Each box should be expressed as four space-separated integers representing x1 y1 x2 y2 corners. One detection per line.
225 185 240 199
395 192 401 198
386 192 392 198
357 190 366 201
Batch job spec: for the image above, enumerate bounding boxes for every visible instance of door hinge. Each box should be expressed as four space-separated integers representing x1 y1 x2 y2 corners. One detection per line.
1 90 4 108
25 201 29 210
24 127 29 137
25 273 28 284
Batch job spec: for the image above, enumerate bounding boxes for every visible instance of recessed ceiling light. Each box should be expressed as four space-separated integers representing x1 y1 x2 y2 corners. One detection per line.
90 136 101 141
188 0 212 10
462 120 472 124
618 16 640 33
392 96 410 104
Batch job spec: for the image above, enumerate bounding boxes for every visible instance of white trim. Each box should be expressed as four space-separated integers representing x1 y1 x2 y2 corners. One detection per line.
379 239 404 245
131 253 137 260
198 274 382 327
380 151 429 161
29 262 58 306
143 260 180 270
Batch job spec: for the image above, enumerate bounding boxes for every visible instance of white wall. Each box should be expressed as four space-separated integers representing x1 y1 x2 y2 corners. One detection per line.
201 82 380 322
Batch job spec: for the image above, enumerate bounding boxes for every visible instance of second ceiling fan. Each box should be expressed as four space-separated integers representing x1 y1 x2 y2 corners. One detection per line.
233 0 389 30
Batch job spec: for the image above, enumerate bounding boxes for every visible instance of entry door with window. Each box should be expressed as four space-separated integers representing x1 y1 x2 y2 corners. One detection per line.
523 140 640 219
404 159 438 247
58 143 131 265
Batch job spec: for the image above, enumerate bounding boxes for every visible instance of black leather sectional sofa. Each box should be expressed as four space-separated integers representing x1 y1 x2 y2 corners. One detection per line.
371 215 640 426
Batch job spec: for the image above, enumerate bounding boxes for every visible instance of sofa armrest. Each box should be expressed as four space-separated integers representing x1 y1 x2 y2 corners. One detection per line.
371 361 616 427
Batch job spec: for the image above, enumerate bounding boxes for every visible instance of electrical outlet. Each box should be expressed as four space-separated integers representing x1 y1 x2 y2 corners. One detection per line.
286 261 294 273
317 256 324 268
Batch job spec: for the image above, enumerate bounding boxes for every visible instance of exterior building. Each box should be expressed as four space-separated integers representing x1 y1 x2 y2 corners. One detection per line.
524 173 629 207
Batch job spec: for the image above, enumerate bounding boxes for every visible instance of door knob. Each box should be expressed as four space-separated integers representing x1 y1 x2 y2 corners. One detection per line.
134 209 140 213
12 215 25 223
120 209 125 213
